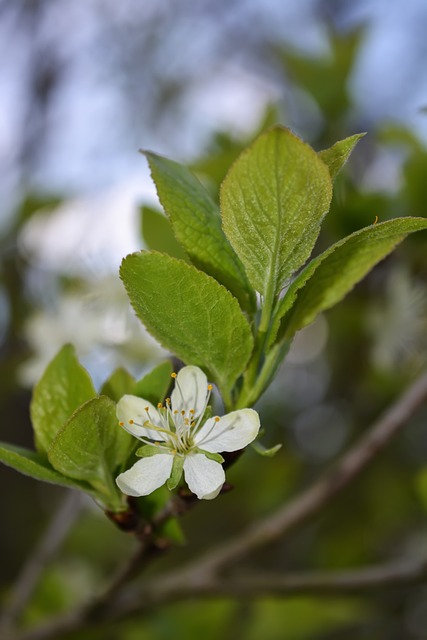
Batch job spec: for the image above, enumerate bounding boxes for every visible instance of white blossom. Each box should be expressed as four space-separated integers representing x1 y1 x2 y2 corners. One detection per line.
116 365 260 500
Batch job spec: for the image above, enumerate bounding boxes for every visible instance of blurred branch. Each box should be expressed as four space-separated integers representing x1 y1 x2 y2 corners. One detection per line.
10 369 427 640
0 491 81 637
130 556 427 605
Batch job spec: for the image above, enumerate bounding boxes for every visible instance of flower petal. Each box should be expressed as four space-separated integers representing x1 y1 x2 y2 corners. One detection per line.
171 366 208 417
194 409 260 453
116 395 167 441
183 453 225 500
116 454 173 496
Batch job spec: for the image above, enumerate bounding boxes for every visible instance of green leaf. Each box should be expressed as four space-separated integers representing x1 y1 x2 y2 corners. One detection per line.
141 205 188 260
318 133 365 181
144 151 256 314
251 441 282 457
0 442 94 492
221 126 332 300
167 454 184 490
31 345 96 456
48 396 132 507
133 360 173 404
100 367 136 402
271 217 427 345
120 252 254 398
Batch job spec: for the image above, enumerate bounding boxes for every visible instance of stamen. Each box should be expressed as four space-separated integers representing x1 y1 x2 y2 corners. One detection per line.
171 372 177 379
129 419 134 424
214 416 220 423
190 381 214 436
119 421 124 427
157 403 163 409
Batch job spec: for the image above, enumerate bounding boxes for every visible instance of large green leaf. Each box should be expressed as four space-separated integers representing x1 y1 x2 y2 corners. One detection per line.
144 151 256 313
221 126 332 300
0 442 94 492
271 217 427 345
120 252 254 397
133 360 173 404
48 396 132 507
31 344 96 455
318 133 365 181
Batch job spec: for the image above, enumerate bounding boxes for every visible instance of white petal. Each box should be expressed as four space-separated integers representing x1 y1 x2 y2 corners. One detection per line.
171 366 208 417
195 409 260 453
183 454 225 500
116 395 167 441
116 454 173 496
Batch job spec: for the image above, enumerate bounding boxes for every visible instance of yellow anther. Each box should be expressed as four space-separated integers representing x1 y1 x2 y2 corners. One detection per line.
181 410 185 416
190 409 195 414
207 384 213 391
373 215 379 225
174 410 178 415
119 421 124 427
165 398 171 405
157 403 163 409
129 419 134 424
171 372 177 379
214 416 220 423
144 406 149 412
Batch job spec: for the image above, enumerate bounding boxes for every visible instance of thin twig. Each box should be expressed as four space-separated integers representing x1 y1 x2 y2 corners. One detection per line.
118 556 427 609
0 491 82 636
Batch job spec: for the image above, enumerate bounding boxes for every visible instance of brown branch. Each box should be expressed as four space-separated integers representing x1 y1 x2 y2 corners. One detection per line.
10 370 427 640
118 556 427 610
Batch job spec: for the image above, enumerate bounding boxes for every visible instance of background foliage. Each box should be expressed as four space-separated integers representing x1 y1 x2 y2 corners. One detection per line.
2 1 427 638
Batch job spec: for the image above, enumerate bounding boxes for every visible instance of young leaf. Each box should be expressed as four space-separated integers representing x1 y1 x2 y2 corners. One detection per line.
144 151 256 313
100 367 136 402
31 344 96 456
133 360 173 404
221 126 332 300
0 442 94 492
271 217 427 345
251 441 282 457
318 133 366 181
141 205 188 260
120 252 254 397
48 396 132 506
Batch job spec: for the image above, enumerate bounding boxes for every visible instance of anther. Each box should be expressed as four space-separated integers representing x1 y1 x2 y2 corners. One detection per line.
119 421 124 426
171 372 177 379
129 419 134 424
157 403 163 409
214 416 220 422
207 384 213 391
190 409 195 414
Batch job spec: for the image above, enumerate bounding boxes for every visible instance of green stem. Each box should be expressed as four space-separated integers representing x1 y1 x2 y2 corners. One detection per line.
234 284 278 409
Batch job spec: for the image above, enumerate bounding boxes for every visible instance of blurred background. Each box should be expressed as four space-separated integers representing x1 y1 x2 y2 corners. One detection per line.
2 0 427 638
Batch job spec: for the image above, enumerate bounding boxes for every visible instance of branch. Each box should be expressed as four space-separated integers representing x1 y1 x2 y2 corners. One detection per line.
0 491 82 636
121 556 427 608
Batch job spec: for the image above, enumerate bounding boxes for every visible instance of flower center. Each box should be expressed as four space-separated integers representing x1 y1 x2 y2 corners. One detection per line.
124 375 217 454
